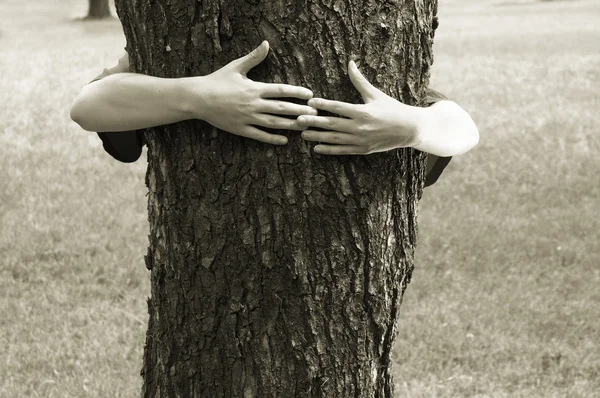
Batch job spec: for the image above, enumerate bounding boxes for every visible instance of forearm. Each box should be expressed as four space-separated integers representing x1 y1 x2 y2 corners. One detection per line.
412 100 479 157
70 73 200 132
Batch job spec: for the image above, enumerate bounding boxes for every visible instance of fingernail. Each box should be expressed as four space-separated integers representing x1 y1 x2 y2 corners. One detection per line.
298 116 307 124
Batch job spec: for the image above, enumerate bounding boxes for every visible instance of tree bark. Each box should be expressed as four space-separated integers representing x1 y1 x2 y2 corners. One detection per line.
86 0 111 19
115 0 437 397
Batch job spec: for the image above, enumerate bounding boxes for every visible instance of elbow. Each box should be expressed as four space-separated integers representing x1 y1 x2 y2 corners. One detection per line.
464 113 480 153
69 97 81 126
450 110 479 156
70 97 92 131
70 107 85 130
70 87 99 132
471 126 480 149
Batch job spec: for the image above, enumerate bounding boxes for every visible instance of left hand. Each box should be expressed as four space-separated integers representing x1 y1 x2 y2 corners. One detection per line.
297 60 423 155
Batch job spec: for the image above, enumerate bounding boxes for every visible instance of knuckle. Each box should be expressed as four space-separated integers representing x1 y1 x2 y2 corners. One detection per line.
290 121 304 130
239 100 253 112
251 131 267 142
263 116 276 126
241 86 255 98
359 110 372 120
358 123 374 134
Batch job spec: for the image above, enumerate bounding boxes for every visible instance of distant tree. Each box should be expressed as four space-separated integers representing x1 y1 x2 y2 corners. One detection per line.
116 0 437 396
86 0 111 19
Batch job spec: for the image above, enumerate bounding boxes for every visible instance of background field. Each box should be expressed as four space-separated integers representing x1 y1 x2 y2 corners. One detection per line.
1 0 598 397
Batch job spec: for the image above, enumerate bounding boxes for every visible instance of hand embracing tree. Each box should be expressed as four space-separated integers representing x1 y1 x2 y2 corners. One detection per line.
192 41 315 146
115 0 438 396
299 60 424 155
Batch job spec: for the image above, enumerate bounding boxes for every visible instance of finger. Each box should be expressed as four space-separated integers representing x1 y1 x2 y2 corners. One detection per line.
258 82 313 100
235 41 269 75
307 98 360 118
259 100 318 116
301 130 358 146
348 60 380 103
296 115 355 133
237 125 288 145
252 114 305 131
313 144 365 156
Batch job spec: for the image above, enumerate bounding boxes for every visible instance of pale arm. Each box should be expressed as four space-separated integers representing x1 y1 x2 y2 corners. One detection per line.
297 60 479 158
70 42 316 145
412 99 479 157
70 72 196 132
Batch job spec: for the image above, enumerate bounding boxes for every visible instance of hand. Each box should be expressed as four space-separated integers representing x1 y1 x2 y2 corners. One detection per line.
193 41 317 145
297 60 423 155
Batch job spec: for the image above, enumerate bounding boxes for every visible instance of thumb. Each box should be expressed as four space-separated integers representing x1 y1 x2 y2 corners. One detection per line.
236 40 269 75
348 60 380 102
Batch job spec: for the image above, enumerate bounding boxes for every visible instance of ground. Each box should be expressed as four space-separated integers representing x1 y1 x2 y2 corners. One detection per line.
0 0 598 397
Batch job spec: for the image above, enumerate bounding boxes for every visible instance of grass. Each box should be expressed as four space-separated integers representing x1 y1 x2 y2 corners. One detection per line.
0 0 598 397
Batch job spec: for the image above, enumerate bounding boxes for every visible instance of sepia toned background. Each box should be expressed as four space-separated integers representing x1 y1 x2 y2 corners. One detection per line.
1 0 598 396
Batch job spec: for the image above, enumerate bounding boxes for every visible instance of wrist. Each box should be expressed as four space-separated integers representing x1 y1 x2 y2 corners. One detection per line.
178 76 211 121
392 102 428 149
410 105 433 151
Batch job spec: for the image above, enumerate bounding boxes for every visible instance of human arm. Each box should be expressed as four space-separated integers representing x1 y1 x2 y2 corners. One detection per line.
70 52 198 133
296 60 479 158
413 90 479 157
70 41 317 144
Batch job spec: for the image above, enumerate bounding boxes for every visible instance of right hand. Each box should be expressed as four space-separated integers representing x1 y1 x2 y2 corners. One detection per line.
190 41 317 145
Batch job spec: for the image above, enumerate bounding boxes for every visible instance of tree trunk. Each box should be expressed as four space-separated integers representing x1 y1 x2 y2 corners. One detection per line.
115 0 437 396
86 0 111 19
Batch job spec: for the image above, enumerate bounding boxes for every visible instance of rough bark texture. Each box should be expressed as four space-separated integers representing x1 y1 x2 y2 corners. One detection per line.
115 1 437 397
86 0 111 19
